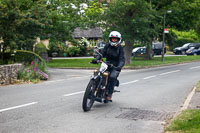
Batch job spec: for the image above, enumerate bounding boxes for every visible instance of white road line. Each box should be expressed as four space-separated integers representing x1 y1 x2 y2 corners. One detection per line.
63 91 85 97
121 80 139 85
159 70 180 75
143 75 156 80
190 66 200 69
0 102 38 113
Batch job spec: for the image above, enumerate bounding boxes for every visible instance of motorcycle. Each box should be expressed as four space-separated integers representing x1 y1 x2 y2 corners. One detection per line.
82 60 120 112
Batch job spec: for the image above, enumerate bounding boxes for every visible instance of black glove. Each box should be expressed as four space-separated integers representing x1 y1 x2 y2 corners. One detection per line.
115 66 121 71
91 59 98 64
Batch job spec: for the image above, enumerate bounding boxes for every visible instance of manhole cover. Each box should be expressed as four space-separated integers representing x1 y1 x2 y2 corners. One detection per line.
116 108 173 121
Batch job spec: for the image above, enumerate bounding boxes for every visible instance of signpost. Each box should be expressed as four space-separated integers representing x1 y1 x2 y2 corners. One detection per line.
162 10 172 62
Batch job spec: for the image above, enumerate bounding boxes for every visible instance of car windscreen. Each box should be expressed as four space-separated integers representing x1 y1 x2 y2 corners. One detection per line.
132 47 140 52
182 43 190 48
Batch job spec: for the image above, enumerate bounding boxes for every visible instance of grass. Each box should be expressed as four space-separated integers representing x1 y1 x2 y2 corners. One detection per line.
196 81 200 92
165 110 200 133
47 58 100 68
47 55 200 69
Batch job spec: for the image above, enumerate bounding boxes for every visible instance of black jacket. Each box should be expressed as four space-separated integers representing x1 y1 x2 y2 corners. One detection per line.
96 43 125 71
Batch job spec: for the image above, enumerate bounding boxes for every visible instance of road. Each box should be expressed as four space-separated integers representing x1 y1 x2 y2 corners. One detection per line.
0 61 200 133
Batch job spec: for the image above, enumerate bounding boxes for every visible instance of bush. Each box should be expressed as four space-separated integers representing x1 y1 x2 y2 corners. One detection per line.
48 41 59 57
35 43 47 56
167 29 200 50
174 38 196 48
15 50 45 64
66 47 80 57
18 61 48 83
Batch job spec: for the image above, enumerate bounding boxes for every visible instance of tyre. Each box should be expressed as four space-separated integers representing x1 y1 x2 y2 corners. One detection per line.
82 80 96 112
181 51 185 55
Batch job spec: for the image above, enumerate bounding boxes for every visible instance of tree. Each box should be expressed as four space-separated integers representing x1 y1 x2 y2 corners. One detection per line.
103 0 160 64
149 0 200 38
0 0 49 62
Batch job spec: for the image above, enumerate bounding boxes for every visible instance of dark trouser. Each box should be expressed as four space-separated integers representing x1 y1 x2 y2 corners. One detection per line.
107 68 120 95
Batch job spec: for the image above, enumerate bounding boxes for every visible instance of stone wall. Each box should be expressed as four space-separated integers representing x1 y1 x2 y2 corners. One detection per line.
0 64 22 85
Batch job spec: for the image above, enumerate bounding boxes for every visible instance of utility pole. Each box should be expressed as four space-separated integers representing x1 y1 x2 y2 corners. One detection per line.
162 10 172 62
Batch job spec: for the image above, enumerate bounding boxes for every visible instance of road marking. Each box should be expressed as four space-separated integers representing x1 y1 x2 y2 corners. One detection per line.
63 91 85 97
0 102 38 113
181 87 196 111
190 66 200 69
121 80 139 85
159 70 180 75
143 75 156 80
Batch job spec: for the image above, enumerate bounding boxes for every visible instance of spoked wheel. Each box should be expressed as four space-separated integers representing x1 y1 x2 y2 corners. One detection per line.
82 80 96 112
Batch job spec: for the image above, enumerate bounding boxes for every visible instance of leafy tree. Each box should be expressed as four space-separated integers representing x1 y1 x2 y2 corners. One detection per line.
149 0 200 38
0 0 49 62
103 0 161 64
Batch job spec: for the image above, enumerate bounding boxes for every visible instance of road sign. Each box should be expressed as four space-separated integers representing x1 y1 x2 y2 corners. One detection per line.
164 28 169 33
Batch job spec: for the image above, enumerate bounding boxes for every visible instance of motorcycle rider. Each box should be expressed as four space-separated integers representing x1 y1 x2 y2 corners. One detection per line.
92 31 125 101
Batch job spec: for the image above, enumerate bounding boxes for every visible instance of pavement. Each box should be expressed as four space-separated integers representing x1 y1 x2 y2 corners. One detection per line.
188 88 200 109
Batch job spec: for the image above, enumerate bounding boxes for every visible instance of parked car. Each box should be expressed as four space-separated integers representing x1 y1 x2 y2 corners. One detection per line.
173 43 200 55
152 42 166 55
132 47 147 57
186 47 200 55
93 42 106 57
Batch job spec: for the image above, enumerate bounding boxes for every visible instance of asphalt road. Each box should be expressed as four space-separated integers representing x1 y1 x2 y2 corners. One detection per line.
0 61 200 133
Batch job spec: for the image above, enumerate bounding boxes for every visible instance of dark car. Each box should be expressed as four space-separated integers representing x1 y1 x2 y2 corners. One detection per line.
173 43 200 55
132 47 147 57
186 47 200 55
93 42 106 57
152 42 166 55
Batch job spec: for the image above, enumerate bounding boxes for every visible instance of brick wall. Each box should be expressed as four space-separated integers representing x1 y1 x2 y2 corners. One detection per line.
0 64 22 85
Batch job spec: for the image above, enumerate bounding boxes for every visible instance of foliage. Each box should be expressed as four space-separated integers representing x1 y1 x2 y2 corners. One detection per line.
102 0 161 63
15 50 45 64
0 0 50 62
46 0 89 43
34 43 47 56
167 29 199 49
18 60 48 83
66 47 80 57
84 1 104 27
48 40 59 56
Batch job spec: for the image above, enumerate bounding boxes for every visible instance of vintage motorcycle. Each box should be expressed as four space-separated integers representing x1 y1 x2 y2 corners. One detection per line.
82 60 119 112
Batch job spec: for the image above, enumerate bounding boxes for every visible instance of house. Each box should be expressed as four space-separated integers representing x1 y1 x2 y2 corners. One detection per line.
72 27 103 44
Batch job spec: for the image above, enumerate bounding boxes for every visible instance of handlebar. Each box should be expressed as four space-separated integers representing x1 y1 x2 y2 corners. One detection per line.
90 60 117 69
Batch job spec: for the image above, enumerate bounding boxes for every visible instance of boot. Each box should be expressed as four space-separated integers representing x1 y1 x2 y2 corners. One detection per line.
106 94 112 101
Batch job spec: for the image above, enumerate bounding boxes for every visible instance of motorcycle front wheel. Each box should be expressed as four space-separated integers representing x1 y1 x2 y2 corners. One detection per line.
82 79 96 112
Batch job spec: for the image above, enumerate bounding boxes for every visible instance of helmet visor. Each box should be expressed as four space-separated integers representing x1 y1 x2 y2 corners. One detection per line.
110 37 120 42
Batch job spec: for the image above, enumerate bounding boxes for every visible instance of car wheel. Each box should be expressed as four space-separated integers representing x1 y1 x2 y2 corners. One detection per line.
181 51 185 55
194 53 197 56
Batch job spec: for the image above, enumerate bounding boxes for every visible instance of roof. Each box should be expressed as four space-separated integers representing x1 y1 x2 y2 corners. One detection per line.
72 27 103 38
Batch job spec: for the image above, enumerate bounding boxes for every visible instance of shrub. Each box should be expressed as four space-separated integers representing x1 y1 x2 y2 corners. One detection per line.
66 47 80 57
35 43 47 56
15 50 45 64
167 29 199 50
18 61 48 83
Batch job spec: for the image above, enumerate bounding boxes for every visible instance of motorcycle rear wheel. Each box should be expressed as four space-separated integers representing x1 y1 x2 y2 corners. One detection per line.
82 80 96 112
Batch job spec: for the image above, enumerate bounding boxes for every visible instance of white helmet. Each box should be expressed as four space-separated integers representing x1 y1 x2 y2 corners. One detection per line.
109 31 122 47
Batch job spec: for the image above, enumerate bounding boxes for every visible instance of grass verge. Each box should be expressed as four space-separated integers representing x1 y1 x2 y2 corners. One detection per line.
165 109 200 133
196 81 200 92
47 56 200 69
